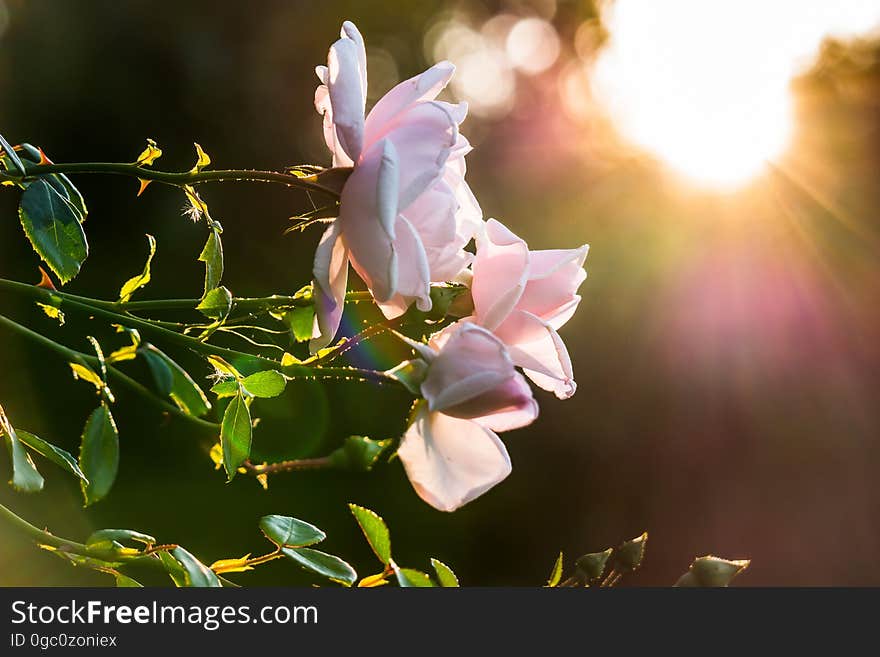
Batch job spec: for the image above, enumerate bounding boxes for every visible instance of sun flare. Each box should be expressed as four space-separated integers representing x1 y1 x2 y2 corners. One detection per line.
592 0 880 189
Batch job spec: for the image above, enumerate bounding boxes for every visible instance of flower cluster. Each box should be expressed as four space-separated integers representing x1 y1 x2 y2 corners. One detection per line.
311 21 588 511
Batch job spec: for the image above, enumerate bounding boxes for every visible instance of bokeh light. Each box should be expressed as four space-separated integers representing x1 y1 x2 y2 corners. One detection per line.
506 17 560 75
591 0 880 189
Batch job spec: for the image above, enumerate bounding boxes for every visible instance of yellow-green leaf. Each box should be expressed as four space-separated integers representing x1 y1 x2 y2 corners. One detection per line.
210 554 254 575
135 138 162 166
546 552 564 587
191 142 211 173
69 362 105 391
118 234 157 303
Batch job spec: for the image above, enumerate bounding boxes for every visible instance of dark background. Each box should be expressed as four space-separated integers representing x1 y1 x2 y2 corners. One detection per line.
1 0 879 586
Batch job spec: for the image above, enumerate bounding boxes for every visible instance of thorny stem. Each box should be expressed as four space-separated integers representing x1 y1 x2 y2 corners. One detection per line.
242 457 332 476
0 313 220 432
119 290 374 314
0 279 398 386
0 501 175 572
0 162 340 199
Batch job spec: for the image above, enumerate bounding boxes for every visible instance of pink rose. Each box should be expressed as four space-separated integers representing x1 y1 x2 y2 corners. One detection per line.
397 322 538 511
469 219 589 399
310 22 481 351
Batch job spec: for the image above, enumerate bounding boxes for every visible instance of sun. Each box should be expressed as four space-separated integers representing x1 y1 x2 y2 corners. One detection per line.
591 0 880 190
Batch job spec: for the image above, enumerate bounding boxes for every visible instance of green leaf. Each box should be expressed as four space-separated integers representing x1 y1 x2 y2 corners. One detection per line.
675 556 750 587
284 306 314 343
240 370 287 398
259 515 325 548
395 567 434 587
210 380 239 399
328 436 390 472
86 529 156 548
281 547 357 586
198 226 224 297
191 142 211 173
0 132 26 175
135 138 162 166
349 504 391 565
16 144 87 218
18 178 88 284
0 411 44 493
197 286 232 320
78 403 119 506
118 234 157 303
431 558 459 587
140 345 210 416
165 547 221 587
16 430 88 484
615 532 648 571
114 573 143 587
221 393 252 479
546 552 564 587
383 359 428 395
575 549 613 582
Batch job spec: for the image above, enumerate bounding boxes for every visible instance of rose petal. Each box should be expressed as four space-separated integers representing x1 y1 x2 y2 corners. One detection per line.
375 101 458 210
364 61 456 144
310 221 349 352
450 372 539 432
398 405 512 512
375 215 431 318
472 219 530 330
342 140 399 303
516 245 589 329
495 309 576 399
421 323 515 414
326 37 366 163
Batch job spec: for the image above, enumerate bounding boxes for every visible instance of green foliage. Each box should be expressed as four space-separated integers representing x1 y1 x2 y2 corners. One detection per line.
675 556 750 587
395 567 434 587
118 234 157 303
197 285 232 320
78 403 119 506
349 504 392 565
328 436 390 472
259 514 326 548
164 547 222 588
0 132 26 174
575 549 613 582
615 532 649 571
0 410 44 493
384 359 428 395
198 225 224 296
546 552 564 587
431 558 459 587
140 344 211 416
16 430 88 484
86 529 156 549
220 393 252 479
18 178 88 284
114 573 143 587
281 547 357 586
284 306 314 342
239 370 287 398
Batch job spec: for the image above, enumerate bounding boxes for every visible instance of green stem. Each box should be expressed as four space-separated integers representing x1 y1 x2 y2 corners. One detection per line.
0 279 398 385
0 501 176 572
243 456 332 476
120 290 375 314
0 313 219 432
4 162 340 199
